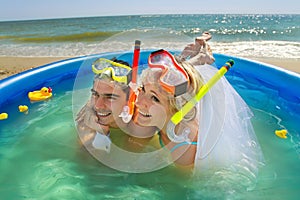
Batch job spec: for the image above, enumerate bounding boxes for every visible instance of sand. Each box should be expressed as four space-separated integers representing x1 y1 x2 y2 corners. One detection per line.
0 56 72 80
247 57 300 74
0 56 299 80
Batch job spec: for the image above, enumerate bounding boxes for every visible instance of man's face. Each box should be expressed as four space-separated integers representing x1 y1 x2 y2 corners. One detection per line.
91 79 127 128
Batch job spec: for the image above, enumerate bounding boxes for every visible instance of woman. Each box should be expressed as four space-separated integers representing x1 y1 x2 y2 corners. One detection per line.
134 49 203 169
134 49 264 175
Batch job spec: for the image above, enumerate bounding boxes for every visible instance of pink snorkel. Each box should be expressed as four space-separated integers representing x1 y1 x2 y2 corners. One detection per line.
120 40 141 123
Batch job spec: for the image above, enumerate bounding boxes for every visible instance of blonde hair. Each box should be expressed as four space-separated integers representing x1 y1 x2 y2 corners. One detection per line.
170 57 204 120
140 57 204 120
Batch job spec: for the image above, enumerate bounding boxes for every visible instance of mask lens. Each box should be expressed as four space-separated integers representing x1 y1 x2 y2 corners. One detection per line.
160 68 187 85
149 50 189 96
150 52 174 69
92 58 131 76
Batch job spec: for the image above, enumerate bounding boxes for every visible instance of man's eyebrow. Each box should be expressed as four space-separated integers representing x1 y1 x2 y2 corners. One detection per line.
91 89 121 98
102 93 121 98
91 89 97 94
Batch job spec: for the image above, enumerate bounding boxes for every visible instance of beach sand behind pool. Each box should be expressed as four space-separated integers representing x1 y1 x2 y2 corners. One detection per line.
0 56 299 80
0 56 71 80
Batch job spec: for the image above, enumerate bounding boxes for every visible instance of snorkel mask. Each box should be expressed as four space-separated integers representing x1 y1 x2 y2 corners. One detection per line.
148 49 190 97
92 58 132 84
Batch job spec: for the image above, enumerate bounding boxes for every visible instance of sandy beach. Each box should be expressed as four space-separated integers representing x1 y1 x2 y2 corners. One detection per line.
247 57 300 74
0 56 71 80
0 56 299 80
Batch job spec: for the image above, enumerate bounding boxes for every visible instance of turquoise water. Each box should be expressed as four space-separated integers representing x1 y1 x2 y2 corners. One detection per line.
0 14 299 58
0 75 300 199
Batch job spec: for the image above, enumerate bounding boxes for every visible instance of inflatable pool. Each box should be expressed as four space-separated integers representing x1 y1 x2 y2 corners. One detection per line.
0 51 300 199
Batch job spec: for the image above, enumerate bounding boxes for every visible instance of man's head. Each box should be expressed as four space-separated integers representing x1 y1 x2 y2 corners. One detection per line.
91 58 131 128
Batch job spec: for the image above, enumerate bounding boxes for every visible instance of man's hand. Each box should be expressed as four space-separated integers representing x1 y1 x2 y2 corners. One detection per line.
76 100 109 134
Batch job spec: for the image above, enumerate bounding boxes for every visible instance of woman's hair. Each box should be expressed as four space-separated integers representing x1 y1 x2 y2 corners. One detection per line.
170 57 204 120
140 56 204 121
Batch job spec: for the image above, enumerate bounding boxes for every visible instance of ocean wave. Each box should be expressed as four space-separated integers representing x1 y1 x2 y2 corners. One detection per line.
211 41 300 59
0 40 299 59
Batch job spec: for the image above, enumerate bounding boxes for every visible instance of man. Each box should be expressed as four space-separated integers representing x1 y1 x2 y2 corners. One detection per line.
76 58 156 152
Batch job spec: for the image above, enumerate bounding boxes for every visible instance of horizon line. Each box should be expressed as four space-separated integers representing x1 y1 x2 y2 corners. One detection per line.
1 13 299 23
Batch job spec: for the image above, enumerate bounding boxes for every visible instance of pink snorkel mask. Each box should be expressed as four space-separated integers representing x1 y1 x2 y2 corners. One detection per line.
148 49 190 97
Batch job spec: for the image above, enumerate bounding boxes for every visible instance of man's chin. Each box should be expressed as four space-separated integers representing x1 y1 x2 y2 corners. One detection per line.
97 115 113 126
98 115 123 128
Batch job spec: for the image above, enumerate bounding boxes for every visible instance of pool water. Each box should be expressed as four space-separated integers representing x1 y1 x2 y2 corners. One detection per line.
0 76 300 199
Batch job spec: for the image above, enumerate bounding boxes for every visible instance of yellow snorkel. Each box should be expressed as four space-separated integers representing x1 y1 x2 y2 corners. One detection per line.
166 60 235 143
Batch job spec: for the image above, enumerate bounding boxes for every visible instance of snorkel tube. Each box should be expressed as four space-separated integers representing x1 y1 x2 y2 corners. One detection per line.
120 40 141 123
166 60 234 143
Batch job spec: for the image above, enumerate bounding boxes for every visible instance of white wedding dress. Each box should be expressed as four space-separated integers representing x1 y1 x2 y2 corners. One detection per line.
193 64 264 181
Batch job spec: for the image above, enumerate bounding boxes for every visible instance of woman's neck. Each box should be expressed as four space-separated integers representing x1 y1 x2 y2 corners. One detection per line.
159 129 171 145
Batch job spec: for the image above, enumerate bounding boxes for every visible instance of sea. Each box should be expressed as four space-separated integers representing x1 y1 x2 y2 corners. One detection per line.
0 14 300 59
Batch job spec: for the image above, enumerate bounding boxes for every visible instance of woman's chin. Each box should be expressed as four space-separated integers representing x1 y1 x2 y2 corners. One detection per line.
134 114 152 127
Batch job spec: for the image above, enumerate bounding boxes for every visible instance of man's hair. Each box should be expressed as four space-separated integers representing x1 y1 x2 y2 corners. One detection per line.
93 57 131 99
110 57 130 67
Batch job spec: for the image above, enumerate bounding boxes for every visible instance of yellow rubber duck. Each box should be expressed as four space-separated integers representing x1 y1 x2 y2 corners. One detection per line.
0 113 8 120
28 87 52 101
19 105 29 113
275 129 288 139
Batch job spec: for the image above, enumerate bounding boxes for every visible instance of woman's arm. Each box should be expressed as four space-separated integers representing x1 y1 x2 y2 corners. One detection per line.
160 119 199 168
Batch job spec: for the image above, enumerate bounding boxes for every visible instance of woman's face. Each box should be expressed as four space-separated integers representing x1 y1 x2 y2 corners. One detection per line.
134 82 173 130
